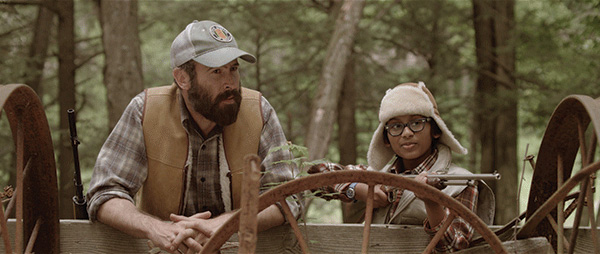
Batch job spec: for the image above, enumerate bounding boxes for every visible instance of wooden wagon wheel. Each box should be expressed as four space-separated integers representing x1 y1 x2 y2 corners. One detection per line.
517 95 600 254
201 161 507 254
0 84 60 253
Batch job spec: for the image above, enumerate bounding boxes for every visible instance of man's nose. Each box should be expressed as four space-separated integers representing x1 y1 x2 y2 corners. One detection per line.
223 73 237 90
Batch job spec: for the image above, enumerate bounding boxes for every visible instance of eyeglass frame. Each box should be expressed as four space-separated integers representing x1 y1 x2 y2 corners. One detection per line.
385 117 433 137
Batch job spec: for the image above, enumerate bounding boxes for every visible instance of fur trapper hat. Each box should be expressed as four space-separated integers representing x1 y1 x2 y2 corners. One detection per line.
367 82 467 170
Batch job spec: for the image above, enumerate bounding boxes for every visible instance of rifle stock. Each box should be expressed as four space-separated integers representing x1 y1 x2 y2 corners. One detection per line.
68 109 89 220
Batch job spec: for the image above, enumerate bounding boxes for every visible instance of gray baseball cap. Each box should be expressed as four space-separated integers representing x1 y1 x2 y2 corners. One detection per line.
170 20 256 69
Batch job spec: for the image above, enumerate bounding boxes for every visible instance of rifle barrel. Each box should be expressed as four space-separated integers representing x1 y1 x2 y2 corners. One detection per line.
68 109 88 220
403 172 501 181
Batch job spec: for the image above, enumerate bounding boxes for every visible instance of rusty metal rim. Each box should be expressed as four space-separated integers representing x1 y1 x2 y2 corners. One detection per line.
202 170 507 254
518 160 600 237
0 84 60 253
520 94 600 253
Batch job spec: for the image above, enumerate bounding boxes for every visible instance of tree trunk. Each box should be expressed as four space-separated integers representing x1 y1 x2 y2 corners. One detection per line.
337 56 357 166
473 0 517 224
305 0 365 161
25 4 53 97
98 0 144 131
339 56 358 223
473 0 496 190
56 0 76 219
493 0 518 225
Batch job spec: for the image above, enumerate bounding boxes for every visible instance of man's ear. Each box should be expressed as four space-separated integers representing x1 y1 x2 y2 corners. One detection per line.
173 68 190 90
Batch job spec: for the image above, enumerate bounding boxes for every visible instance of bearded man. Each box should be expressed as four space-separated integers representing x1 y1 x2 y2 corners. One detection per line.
86 20 300 253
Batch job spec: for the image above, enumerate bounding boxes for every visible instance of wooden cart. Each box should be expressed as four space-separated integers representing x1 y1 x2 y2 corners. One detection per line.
1 84 599 253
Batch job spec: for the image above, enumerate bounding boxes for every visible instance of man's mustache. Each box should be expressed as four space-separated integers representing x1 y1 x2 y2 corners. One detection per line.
214 89 242 103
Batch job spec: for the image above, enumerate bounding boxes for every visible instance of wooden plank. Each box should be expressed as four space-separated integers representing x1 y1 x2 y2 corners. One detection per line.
456 237 553 254
305 223 429 253
0 220 598 253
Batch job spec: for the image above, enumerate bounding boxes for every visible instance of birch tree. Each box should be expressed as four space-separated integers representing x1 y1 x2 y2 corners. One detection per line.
305 0 365 161
97 0 144 131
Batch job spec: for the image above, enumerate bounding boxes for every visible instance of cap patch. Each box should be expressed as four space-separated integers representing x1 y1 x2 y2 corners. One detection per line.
209 25 233 43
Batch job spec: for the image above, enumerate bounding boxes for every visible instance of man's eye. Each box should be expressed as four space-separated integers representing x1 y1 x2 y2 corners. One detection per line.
213 69 221 74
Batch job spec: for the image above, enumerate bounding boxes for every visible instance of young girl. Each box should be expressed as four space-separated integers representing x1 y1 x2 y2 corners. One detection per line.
309 82 495 253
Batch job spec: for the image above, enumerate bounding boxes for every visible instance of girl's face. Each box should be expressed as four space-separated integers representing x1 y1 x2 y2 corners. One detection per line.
385 115 441 170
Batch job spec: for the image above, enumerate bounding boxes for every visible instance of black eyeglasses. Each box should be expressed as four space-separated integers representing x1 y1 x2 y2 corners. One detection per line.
385 118 432 136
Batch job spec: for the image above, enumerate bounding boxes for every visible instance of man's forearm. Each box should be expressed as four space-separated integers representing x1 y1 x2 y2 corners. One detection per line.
97 198 164 239
98 198 285 244
97 197 189 252
257 204 285 232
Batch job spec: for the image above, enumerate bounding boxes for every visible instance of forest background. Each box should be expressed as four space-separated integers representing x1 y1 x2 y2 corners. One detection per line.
1 0 599 226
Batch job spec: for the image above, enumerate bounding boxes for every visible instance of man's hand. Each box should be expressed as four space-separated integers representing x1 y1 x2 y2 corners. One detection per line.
96 198 204 254
144 220 188 253
170 212 233 253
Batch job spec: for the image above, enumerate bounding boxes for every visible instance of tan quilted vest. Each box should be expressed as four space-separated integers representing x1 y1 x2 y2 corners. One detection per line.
138 83 262 220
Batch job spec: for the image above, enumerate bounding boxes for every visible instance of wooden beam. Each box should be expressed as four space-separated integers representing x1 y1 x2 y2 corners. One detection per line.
4 220 600 253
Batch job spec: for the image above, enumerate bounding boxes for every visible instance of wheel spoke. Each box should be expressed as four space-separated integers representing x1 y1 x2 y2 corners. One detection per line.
546 214 570 252
361 184 375 253
424 213 456 254
585 182 599 254
563 192 581 219
567 178 589 254
24 218 42 253
5 157 32 220
16 118 24 254
0 200 12 254
578 119 588 167
558 154 565 254
279 199 309 253
586 131 597 166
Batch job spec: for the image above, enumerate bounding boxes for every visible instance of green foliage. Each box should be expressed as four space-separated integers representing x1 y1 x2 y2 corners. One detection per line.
269 142 327 172
516 0 600 133
306 198 343 224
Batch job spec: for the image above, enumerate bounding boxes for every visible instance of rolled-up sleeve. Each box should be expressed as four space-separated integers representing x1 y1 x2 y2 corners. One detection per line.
86 92 148 221
257 97 302 218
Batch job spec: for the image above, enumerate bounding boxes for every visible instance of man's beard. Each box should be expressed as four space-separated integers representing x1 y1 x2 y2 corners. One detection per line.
188 80 242 126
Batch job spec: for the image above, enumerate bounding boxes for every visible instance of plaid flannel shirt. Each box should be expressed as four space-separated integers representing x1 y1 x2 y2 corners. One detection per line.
87 90 300 220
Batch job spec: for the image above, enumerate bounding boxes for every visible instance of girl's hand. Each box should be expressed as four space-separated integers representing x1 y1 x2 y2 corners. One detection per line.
355 183 390 208
413 172 442 203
